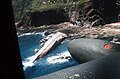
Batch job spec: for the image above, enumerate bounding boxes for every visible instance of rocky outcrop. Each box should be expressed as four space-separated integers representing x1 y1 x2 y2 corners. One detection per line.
77 1 105 26
75 0 119 26
92 0 118 23
14 0 119 28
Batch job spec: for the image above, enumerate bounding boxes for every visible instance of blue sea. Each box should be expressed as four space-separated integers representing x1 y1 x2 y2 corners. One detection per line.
17 32 79 79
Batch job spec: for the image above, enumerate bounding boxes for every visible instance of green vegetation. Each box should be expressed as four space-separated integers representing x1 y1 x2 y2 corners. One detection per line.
12 0 91 22
30 0 90 12
30 2 72 12
12 0 32 21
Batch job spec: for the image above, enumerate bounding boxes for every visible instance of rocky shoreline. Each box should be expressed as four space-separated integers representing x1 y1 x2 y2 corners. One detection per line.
16 22 120 44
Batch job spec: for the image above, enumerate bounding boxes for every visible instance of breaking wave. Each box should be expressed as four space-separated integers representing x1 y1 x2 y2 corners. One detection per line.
47 51 72 64
17 32 44 37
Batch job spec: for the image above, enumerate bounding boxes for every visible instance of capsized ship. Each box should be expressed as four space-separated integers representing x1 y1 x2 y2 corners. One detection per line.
23 32 67 70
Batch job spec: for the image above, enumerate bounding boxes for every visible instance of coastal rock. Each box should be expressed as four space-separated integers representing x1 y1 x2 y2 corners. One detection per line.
13 0 119 28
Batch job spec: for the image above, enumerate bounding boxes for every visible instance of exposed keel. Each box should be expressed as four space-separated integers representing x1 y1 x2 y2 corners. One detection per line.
23 32 67 71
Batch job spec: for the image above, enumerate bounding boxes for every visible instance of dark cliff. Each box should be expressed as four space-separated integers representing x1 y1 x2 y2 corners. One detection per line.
12 0 120 27
31 9 69 27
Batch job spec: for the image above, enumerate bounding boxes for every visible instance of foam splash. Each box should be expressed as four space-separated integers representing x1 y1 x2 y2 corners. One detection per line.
26 55 35 60
22 61 34 67
22 55 37 71
22 59 35 71
47 51 72 64
17 32 43 37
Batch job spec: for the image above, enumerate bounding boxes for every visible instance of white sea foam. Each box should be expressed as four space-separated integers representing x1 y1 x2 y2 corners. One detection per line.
26 55 36 60
22 55 37 71
22 61 34 67
47 51 72 64
18 32 43 37
22 59 35 71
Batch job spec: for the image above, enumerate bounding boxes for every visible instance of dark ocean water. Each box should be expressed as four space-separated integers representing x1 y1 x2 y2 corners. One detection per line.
18 32 79 79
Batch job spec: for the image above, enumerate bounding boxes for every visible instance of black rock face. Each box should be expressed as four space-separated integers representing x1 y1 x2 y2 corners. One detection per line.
91 0 118 23
67 38 120 63
13 0 119 28
31 9 69 27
